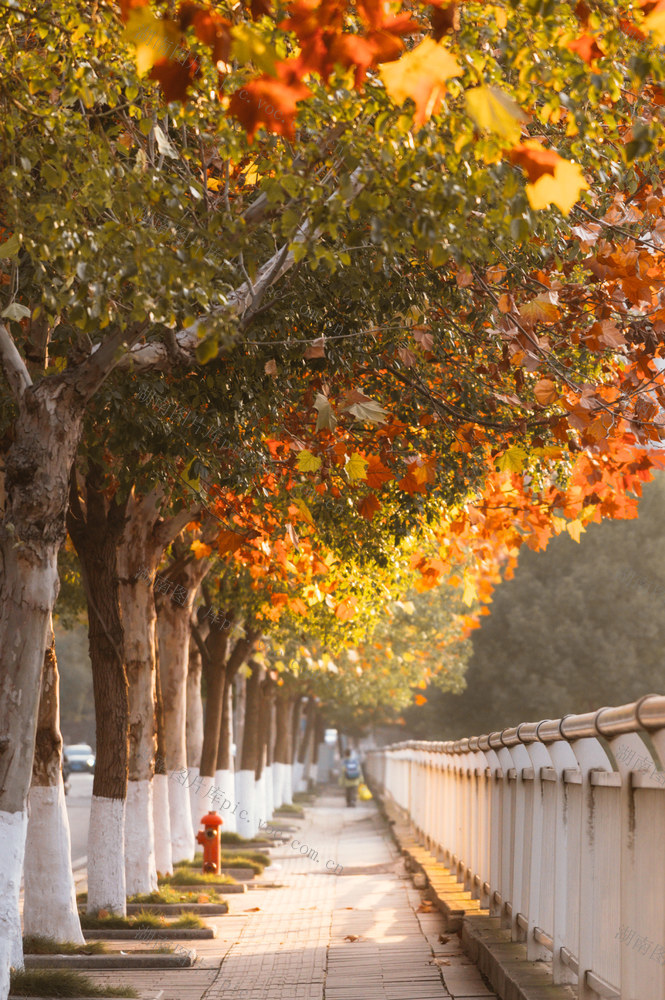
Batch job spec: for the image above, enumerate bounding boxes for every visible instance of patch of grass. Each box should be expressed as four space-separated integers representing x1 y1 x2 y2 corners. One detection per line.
79 910 163 930
173 912 205 928
293 792 316 803
219 851 269 868
127 886 222 905
275 803 304 815
219 831 269 845
161 869 236 887
79 909 205 930
9 969 138 998
23 937 108 956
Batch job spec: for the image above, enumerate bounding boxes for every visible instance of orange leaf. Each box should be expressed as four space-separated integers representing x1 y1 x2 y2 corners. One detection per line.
335 598 357 621
217 530 245 556
414 694 427 706
228 62 312 141
150 58 200 103
567 33 603 64
509 143 559 183
365 455 393 488
533 378 559 405
358 494 381 520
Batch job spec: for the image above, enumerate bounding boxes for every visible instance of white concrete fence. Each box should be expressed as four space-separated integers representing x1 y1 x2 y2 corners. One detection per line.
365 695 665 1000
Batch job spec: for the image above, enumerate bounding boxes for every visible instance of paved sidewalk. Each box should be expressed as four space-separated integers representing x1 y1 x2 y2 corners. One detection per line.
86 791 498 1000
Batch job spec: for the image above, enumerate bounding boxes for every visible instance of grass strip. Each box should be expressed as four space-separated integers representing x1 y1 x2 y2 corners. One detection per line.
10 970 138 998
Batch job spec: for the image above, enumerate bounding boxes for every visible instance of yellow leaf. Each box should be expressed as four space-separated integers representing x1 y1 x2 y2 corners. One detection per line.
566 519 585 543
379 39 462 126
191 540 212 560
207 178 222 191
230 23 278 77
496 445 528 473
465 86 527 143
345 453 369 482
124 11 180 77
462 577 477 606
297 450 322 472
293 497 315 526
526 158 589 217
645 7 665 44
490 5 508 28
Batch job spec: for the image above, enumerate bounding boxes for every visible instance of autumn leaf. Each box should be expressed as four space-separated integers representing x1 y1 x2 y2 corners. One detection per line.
414 694 427 705
429 0 459 41
345 453 369 481
496 445 528 473
264 359 278 375
217 530 246 556
123 10 180 77
645 3 665 43
191 539 212 559
566 519 585 542
358 494 381 520
293 496 315 526
567 33 603 64
533 378 559 405
304 337 326 360
510 142 588 216
231 23 278 76
365 455 393 488
335 598 358 620
344 397 389 424
379 39 462 126
465 86 528 143
228 61 312 140
314 392 337 431
297 449 322 472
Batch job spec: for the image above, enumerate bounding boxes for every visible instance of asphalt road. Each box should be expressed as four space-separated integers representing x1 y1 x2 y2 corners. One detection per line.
65 772 93 862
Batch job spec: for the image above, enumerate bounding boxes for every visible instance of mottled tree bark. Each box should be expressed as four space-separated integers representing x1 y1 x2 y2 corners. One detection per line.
23 620 83 943
67 465 129 915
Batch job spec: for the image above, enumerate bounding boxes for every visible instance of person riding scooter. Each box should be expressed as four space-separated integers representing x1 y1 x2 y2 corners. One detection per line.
339 748 363 807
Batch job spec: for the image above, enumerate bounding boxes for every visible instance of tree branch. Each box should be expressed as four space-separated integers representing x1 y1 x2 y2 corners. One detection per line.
0 323 32 401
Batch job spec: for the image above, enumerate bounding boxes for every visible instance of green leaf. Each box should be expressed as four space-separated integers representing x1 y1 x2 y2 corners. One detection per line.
1 302 31 321
0 233 20 259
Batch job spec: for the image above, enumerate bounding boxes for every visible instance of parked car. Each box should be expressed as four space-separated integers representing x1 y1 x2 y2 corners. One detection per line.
64 743 95 773
62 750 71 794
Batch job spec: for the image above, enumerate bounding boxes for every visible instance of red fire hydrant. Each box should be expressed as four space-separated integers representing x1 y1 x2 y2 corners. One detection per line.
196 811 223 873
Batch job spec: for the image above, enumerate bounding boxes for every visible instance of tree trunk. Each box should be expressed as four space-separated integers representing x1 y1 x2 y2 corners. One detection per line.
67 467 129 915
23 620 84 943
156 557 209 862
273 695 295 808
186 618 205 830
196 626 228 818
214 631 258 832
255 676 275 823
292 696 305 799
152 640 172 877
118 490 194 894
186 619 204 768
300 698 318 793
0 379 84 993
237 661 263 836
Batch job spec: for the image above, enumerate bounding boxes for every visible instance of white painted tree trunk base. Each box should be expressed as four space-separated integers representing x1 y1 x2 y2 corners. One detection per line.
187 767 200 836
87 797 126 915
0 808 28 995
282 763 294 805
214 770 236 833
235 770 257 838
272 763 285 811
254 773 266 831
191 774 216 834
152 774 173 877
169 777 195 863
293 760 305 794
24 781 84 943
125 780 157 896
264 766 274 823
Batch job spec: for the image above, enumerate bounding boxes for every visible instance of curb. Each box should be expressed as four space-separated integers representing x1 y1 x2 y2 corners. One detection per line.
24 953 196 970
82 928 216 940
163 884 246 894
124 903 227 914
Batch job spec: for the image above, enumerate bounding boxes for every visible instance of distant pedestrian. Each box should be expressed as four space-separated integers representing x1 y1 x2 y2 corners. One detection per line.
339 748 363 807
